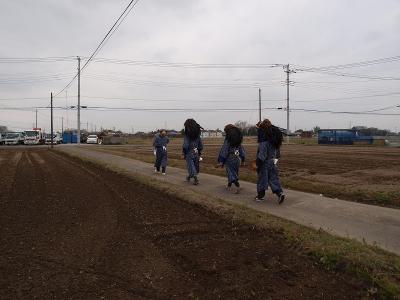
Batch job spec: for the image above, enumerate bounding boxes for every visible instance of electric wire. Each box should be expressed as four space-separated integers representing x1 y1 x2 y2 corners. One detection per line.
53 0 141 97
295 55 400 71
0 57 77 63
88 57 283 69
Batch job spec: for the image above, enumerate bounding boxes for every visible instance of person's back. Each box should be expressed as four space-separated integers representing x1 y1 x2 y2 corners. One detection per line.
182 119 203 185
255 119 285 204
218 125 246 193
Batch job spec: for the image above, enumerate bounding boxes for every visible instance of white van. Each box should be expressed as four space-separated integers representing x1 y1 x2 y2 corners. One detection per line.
45 133 62 145
4 132 24 145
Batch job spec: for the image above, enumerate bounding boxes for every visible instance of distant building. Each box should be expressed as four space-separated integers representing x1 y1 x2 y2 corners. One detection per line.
301 131 313 138
201 129 223 138
167 130 179 136
294 130 313 138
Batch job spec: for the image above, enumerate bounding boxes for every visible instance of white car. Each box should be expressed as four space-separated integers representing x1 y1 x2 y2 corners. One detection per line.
45 134 60 145
4 132 24 145
86 135 99 144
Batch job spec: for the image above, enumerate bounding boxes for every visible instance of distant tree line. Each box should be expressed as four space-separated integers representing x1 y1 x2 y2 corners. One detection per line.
234 121 258 136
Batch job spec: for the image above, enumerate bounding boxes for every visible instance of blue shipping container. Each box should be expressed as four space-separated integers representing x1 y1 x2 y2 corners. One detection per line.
318 129 373 145
63 132 78 144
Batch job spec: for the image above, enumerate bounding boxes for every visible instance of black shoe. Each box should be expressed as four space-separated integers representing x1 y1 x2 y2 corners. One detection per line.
186 176 191 182
254 196 265 202
193 176 199 185
278 193 285 205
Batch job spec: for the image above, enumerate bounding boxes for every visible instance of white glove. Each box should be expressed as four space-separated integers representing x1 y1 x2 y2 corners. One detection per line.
273 158 278 165
162 146 167 151
199 157 203 162
153 149 156 156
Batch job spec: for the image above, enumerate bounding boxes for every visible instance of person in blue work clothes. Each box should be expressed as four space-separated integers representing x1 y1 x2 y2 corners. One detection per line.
153 129 169 175
217 124 246 194
255 119 285 204
182 119 203 185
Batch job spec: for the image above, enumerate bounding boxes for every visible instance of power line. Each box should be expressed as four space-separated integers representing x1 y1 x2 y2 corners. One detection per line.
291 108 400 116
292 91 400 103
0 57 77 63
82 74 280 89
53 70 80 97
80 0 141 72
0 95 286 103
80 95 286 103
292 81 395 94
0 74 76 85
292 85 392 98
84 70 284 83
361 104 400 113
1 106 280 112
0 73 75 80
295 68 400 81
295 55 400 71
88 57 283 69
54 0 141 97
0 96 49 101
75 106 280 112
5 105 398 115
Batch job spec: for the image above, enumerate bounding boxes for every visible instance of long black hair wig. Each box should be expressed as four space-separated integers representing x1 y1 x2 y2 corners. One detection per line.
184 119 203 139
259 119 283 149
224 124 243 147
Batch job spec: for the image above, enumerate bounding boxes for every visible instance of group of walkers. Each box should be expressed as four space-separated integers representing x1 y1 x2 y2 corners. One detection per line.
153 118 285 204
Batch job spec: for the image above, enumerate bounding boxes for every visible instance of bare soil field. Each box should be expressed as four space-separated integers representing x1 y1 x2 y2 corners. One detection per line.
0 148 367 299
90 138 400 208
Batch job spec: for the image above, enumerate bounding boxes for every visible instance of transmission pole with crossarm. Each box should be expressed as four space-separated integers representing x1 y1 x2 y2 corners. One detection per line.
284 64 296 144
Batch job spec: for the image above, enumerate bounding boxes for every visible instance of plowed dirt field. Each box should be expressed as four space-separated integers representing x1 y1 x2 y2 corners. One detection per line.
0 148 365 299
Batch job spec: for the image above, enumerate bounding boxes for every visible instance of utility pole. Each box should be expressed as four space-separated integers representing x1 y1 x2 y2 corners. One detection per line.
77 56 81 145
35 108 38 128
258 88 262 123
61 117 64 136
86 122 89 132
50 92 54 149
65 91 69 130
284 64 296 144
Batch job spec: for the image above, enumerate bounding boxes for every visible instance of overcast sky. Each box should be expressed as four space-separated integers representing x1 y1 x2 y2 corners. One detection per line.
1 0 399 133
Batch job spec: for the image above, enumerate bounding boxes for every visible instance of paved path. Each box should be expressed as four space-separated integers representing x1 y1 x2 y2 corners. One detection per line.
58 145 400 255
